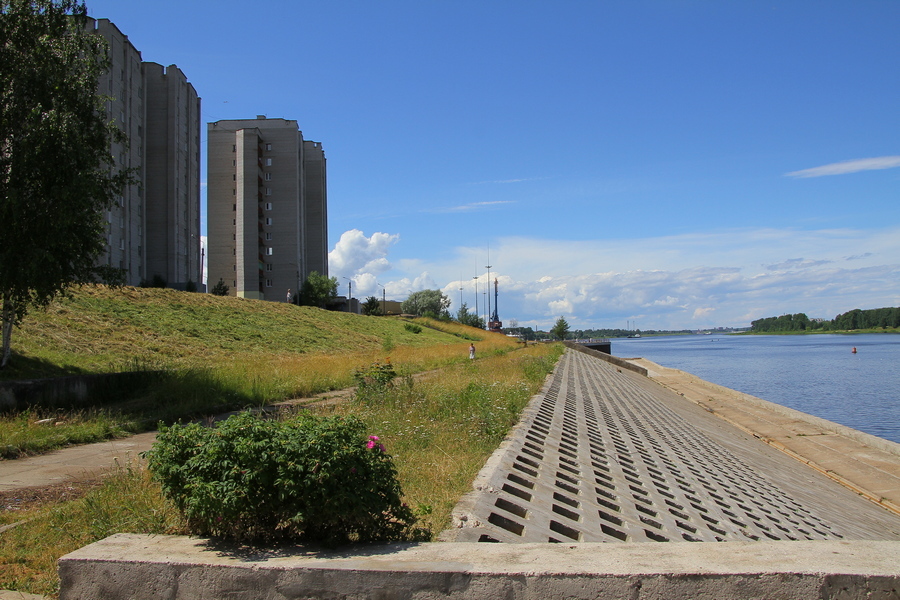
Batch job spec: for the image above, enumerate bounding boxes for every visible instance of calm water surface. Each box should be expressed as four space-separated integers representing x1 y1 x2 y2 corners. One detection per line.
614 334 900 444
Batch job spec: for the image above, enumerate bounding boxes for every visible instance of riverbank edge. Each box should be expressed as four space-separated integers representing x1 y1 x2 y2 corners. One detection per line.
623 355 900 516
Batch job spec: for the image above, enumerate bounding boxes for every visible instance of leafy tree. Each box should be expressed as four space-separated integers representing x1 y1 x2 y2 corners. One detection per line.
550 316 570 340
361 295 382 316
298 271 338 309
210 279 230 296
456 302 484 329
402 289 450 318
1 0 131 368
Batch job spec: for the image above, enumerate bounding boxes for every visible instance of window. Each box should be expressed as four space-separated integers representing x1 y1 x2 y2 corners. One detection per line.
265 143 272 151
266 264 273 272
265 158 272 166
266 279 273 287
265 202 272 210
232 144 236 152
233 174 236 181
266 247 273 256
265 233 272 241
265 173 272 181
265 217 272 225
232 204 236 211
265 187 271 196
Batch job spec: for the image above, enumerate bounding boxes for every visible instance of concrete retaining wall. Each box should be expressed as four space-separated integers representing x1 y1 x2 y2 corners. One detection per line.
564 341 648 376
59 534 900 600
0 371 162 411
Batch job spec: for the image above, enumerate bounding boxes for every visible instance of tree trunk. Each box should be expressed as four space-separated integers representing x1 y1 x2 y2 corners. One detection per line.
1 296 14 369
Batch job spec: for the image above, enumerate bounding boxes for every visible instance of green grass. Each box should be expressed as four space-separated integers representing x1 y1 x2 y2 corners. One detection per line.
0 461 186 597
3 285 477 379
0 343 564 598
1 285 523 457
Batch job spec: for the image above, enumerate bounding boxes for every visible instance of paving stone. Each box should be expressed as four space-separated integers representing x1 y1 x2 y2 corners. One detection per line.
447 349 900 543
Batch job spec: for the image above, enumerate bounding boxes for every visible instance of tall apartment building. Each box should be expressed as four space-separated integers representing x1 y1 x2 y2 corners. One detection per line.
207 117 328 301
89 19 201 288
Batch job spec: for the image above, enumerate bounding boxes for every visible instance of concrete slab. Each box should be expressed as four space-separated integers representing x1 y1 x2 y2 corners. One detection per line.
58 534 900 600
0 591 49 600
446 350 900 544
631 356 900 513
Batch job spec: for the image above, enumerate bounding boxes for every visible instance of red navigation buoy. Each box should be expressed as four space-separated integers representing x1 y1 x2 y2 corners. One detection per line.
852 347 857 354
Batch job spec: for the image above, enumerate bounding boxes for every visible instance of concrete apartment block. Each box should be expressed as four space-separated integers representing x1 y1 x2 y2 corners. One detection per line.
88 19 201 288
92 19 144 284
143 63 201 289
207 117 328 301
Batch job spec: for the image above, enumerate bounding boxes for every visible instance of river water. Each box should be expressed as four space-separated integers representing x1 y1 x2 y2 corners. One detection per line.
614 333 900 444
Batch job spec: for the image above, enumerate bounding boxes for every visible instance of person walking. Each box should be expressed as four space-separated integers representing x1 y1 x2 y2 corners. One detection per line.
469 343 476 360
286 289 292 303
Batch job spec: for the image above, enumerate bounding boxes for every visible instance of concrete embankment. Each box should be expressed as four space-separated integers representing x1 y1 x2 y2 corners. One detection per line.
626 355 900 516
56 348 900 599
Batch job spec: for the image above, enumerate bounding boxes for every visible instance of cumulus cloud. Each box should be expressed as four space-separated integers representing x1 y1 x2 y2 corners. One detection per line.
785 156 900 178
328 229 399 276
329 225 900 330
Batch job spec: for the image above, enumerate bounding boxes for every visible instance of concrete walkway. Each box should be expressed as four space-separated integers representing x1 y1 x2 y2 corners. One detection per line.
446 349 900 543
628 356 900 516
0 389 355 493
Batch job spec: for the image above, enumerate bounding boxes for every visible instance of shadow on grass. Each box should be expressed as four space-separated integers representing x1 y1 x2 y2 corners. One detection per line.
0 351 89 381
0 367 272 458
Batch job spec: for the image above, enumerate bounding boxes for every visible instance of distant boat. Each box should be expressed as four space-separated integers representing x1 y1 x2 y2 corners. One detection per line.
628 333 641 338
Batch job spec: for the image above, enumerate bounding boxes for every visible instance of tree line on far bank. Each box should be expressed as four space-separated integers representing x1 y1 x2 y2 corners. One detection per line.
750 307 900 333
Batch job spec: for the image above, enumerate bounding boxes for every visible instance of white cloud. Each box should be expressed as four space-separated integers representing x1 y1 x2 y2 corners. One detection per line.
433 200 515 213
331 226 900 330
329 229 399 275
785 156 900 178
469 177 547 185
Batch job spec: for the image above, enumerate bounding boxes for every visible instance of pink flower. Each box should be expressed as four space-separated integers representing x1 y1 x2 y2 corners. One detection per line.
366 440 376 449
378 444 386 453
369 435 380 441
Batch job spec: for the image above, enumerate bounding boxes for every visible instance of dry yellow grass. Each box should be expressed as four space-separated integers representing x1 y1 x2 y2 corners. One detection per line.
308 343 564 534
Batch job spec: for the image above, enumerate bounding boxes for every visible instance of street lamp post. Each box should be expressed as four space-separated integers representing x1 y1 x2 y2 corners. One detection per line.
473 276 478 324
342 276 352 312
485 264 492 327
376 282 386 316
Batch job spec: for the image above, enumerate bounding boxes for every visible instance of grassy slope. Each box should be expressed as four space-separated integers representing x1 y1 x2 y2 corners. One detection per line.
3 285 482 380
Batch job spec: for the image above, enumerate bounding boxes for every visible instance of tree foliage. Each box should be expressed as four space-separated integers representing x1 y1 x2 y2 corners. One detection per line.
550 316 570 340
361 295 382 316
1 0 131 367
210 278 230 296
298 271 338 308
456 302 484 329
750 307 900 333
402 289 450 318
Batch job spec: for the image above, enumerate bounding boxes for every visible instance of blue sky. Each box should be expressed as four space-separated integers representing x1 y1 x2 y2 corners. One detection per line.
87 0 899 331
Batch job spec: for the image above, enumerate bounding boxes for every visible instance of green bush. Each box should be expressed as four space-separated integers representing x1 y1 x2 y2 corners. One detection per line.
404 322 422 334
147 411 422 546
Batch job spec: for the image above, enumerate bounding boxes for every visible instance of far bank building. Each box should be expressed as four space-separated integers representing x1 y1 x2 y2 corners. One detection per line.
207 117 327 300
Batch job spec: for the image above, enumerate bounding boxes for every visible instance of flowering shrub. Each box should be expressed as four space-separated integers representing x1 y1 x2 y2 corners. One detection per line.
147 411 422 546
